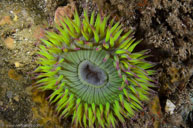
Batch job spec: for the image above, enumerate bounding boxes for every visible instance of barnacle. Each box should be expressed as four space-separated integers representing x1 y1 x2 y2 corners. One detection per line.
34 9 156 128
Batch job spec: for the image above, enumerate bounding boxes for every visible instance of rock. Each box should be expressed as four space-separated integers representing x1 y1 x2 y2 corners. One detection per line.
167 113 184 127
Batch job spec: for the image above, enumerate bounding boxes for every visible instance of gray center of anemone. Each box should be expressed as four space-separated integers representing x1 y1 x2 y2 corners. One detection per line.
79 60 107 86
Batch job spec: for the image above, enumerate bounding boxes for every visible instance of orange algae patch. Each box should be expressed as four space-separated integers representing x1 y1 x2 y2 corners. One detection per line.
30 88 63 128
8 69 22 80
4 37 15 49
0 16 12 26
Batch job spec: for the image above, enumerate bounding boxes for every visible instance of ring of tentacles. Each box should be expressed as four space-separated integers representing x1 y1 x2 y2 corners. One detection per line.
34 9 155 128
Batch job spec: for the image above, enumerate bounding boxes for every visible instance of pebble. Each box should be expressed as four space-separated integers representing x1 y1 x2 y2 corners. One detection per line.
14 62 21 68
13 95 19 102
165 99 176 115
6 91 13 99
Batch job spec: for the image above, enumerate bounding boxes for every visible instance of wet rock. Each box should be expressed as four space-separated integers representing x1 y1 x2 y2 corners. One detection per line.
187 110 193 127
166 113 184 127
0 96 32 125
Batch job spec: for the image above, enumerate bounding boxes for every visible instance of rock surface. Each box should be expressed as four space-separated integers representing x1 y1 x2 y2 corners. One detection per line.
0 0 192 127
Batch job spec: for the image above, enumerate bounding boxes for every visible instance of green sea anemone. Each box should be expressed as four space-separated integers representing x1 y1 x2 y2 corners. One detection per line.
34 9 156 128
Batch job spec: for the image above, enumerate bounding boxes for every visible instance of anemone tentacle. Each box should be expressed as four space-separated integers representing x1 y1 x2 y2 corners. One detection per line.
35 8 156 128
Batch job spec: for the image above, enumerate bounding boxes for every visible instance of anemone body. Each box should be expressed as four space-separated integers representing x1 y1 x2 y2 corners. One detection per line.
35 9 155 128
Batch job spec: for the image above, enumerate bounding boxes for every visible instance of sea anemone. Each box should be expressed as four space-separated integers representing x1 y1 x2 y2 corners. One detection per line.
34 9 156 128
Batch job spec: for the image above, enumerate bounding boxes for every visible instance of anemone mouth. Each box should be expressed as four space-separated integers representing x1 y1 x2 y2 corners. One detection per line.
59 50 122 104
78 60 108 87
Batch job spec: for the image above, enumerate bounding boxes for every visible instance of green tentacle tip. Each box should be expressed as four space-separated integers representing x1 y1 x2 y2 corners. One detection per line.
34 8 156 128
